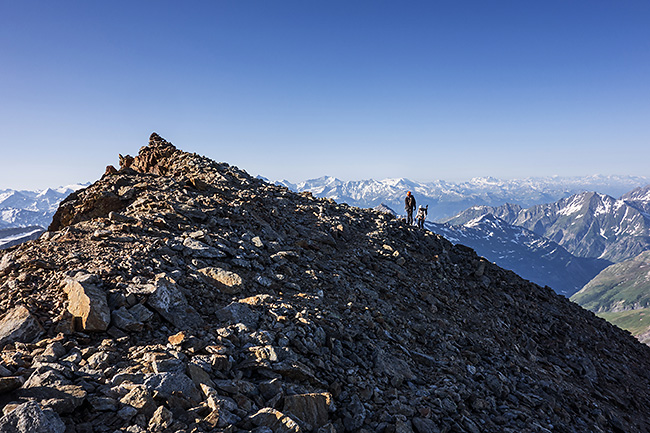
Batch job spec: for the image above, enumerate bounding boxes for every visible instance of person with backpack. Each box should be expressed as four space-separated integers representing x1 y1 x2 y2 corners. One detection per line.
405 191 416 225
416 205 428 229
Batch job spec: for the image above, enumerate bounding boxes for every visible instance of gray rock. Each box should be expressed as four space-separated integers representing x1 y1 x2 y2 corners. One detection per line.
152 357 185 374
412 417 441 433
0 252 16 274
247 407 302 433
148 406 173 431
251 236 264 248
120 385 156 416
0 376 24 394
373 348 415 383
17 384 87 414
217 302 259 328
88 396 119 411
183 237 226 258
0 305 44 347
0 400 66 433
342 394 366 431
144 372 202 402
146 276 203 329
128 303 154 322
111 307 143 331
283 392 333 429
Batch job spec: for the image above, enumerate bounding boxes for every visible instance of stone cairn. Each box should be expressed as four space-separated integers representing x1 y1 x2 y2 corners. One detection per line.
1 134 650 432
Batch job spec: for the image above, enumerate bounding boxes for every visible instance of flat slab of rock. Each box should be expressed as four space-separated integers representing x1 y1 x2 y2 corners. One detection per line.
183 238 226 259
199 267 243 294
0 305 44 347
63 275 110 331
17 384 87 414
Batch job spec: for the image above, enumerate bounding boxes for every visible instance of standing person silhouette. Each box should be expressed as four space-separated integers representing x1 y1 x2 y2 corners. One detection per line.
405 191 416 225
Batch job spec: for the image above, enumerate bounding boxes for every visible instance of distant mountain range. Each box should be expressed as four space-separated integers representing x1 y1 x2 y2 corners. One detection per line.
426 214 610 296
443 190 650 263
0 184 86 249
0 226 45 249
0 185 87 229
277 174 650 221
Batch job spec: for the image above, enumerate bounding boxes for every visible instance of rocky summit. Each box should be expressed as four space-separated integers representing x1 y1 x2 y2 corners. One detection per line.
1 134 650 433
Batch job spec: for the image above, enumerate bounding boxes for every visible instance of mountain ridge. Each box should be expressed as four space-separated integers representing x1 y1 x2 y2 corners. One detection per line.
1 134 650 431
571 250 650 312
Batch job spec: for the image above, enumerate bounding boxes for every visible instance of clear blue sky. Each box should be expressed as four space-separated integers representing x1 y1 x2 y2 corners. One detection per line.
1 1 649 189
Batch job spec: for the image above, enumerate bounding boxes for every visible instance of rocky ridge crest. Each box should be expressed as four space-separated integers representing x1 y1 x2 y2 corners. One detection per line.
1 134 650 432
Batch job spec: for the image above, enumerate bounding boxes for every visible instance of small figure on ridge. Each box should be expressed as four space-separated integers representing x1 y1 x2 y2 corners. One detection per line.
405 191 416 225
416 205 428 229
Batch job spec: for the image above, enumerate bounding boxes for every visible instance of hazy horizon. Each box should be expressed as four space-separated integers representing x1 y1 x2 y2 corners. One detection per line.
3 172 649 194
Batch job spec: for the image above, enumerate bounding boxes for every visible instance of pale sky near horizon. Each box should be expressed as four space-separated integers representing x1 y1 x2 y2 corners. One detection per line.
1 1 649 190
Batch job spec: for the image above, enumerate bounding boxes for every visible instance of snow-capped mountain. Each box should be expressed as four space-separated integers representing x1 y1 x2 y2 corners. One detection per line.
622 184 650 214
426 214 610 296
445 188 650 263
0 184 87 229
278 175 650 221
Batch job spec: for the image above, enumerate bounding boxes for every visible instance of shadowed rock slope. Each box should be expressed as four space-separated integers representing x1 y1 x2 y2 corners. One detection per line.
1 134 650 433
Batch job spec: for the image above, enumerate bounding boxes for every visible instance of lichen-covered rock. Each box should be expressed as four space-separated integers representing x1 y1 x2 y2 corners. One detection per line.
146 275 203 329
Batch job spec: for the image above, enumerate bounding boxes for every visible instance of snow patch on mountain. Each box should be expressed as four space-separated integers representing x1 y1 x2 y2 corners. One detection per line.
558 196 585 216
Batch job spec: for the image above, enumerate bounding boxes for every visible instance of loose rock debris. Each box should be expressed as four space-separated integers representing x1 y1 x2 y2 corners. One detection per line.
1 133 650 432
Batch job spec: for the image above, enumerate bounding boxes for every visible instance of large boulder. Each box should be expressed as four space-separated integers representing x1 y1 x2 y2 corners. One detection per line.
63 275 110 332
